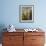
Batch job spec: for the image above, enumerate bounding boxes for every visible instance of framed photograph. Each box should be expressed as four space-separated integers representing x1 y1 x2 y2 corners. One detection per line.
19 5 34 23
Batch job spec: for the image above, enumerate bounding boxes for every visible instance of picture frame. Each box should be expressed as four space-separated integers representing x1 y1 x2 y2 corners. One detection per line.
19 5 34 23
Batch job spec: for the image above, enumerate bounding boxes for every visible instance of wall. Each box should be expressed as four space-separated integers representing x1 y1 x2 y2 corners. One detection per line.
0 0 46 30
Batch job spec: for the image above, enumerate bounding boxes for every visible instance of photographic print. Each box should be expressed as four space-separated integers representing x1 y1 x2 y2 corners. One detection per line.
19 5 34 23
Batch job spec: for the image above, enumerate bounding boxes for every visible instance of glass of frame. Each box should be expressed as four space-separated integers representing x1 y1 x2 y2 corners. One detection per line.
19 5 34 23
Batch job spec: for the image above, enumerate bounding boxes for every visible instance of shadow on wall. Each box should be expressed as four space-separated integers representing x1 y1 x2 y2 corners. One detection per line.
0 24 7 43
